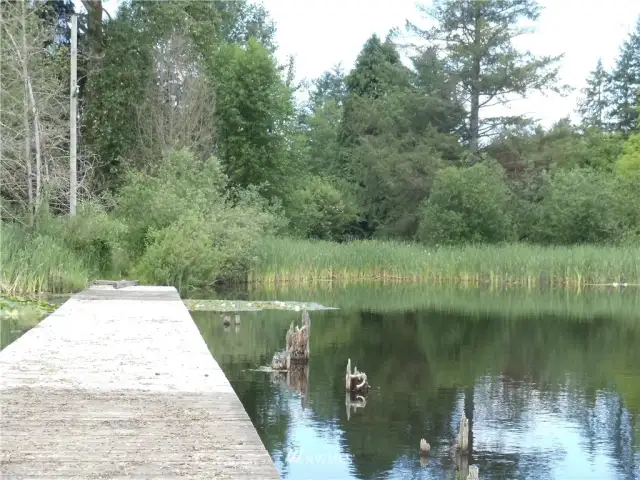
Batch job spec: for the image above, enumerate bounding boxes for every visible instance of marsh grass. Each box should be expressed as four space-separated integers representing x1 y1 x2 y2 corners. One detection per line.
0 225 90 295
249 236 640 289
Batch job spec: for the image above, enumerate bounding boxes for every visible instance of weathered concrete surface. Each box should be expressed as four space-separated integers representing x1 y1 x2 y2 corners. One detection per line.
0 286 279 479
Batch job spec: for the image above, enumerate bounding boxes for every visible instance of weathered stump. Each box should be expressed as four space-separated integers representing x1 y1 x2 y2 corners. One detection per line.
467 465 479 480
345 358 369 393
270 311 311 372
419 438 430 456
286 310 310 362
456 411 469 453
271 350 290 371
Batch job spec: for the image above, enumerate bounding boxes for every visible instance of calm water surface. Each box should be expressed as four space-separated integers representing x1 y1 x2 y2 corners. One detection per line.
192 285 640 480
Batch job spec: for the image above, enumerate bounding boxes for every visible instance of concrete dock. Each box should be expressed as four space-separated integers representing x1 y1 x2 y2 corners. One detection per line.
0 285 279 479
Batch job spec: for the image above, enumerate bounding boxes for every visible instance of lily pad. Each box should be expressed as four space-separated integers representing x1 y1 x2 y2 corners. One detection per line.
182 299 338 313
0 295 55 326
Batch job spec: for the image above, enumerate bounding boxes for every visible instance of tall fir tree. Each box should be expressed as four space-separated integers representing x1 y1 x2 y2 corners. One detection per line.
339 34 412 146
610 16 640 135
577 59 613 131
408 0 564 157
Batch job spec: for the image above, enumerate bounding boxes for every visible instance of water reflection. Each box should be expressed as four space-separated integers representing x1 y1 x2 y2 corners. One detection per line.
192 285 640 480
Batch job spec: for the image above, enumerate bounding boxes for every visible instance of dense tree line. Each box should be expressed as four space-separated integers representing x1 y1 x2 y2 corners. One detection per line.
1 0 639 286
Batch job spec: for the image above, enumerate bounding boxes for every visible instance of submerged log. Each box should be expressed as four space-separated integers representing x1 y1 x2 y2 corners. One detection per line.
345 358 369 393
456 411 469 453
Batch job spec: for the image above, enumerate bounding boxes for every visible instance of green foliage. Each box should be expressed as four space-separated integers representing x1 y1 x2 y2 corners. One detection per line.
408 0 564 153
577 59 613 130
250 236 640 287
417 161 514 245
530 168 629 245
0 223 90 295
211 38 294 195
6 0 640 295
616 133 640 177
285 176 358 241
116 148 282 288
609 17 640 134
56 202 128 275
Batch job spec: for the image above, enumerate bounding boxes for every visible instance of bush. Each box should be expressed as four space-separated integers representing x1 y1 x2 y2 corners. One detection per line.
616 133 640 178
530 167 628 245
117 148 283 287
286 176 358 241
417 161 514 245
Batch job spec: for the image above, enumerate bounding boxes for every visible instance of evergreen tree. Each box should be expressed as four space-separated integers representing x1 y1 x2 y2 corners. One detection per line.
610 17 640 135
340 34 412 146
408 0 564 157
577 59 613 131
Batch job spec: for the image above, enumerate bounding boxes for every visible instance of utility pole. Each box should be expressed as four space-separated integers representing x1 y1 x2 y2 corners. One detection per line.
70 13 77 216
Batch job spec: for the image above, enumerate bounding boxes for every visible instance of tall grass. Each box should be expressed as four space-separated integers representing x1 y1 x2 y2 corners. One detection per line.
249 236 640 288
0 225 90 295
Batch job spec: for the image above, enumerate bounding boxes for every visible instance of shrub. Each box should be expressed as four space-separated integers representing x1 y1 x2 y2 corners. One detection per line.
530 167 627 245
286 176 358 241
117 148 283 287
417 161 514 245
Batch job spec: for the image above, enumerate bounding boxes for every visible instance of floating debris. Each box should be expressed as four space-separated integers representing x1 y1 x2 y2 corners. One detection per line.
183 299 338 312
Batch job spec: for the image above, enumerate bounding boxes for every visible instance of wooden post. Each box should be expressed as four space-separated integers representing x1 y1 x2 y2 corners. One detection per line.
69 13 77 216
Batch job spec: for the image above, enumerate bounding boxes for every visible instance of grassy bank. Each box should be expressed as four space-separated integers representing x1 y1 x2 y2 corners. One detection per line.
0 225 91 295
249 237 640 288
3 226 640 295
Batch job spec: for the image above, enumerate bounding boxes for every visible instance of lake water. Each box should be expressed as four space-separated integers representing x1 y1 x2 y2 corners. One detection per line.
191 284 640 480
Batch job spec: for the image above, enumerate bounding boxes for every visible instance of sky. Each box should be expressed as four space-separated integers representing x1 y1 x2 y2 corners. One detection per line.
90 0 640 128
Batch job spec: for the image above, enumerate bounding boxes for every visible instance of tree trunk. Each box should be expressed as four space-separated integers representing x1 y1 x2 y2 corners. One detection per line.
18 0 42 218
468 2 482 160
25 67 42 217
20 1 33 225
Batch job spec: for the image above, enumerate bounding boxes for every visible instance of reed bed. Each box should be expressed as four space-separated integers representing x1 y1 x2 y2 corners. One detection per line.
0 225 90 296
248 236 640 289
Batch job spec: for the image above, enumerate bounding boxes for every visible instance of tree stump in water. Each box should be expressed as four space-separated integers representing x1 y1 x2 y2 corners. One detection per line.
271 310 311 371
456 411 469 453
466 465 479 480
286 309 310 362
419 438 431 455
345 358 369 393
